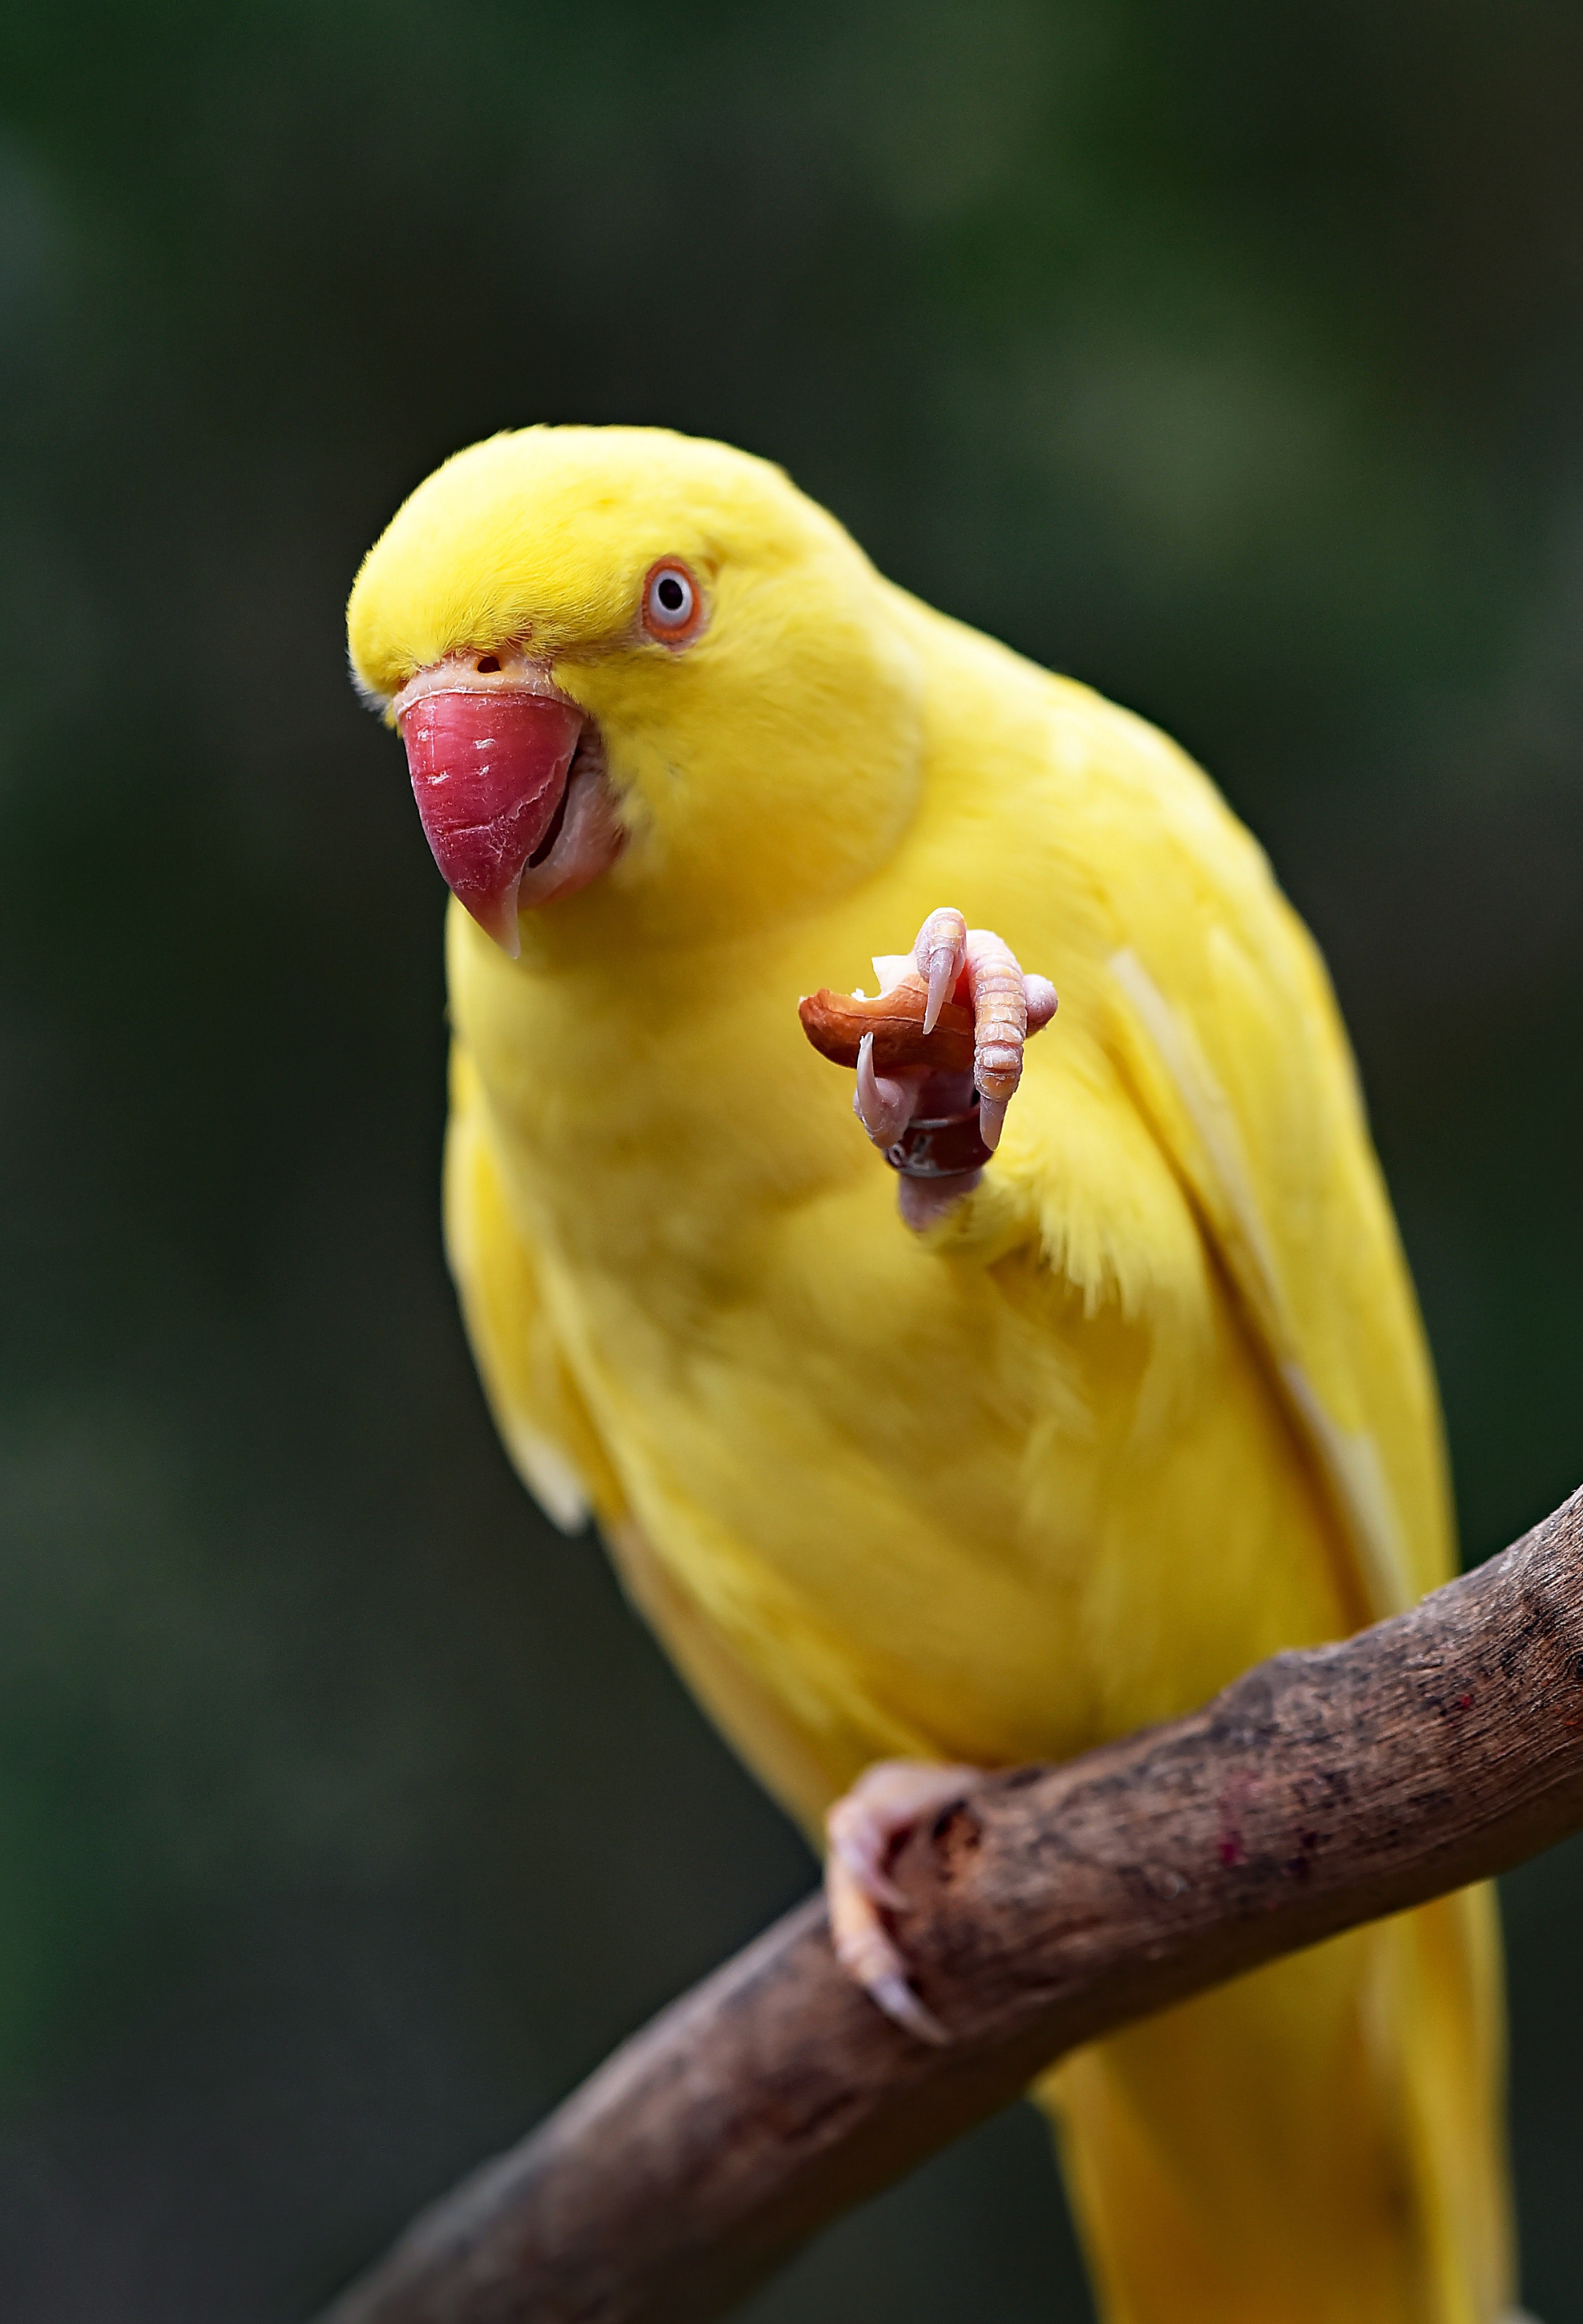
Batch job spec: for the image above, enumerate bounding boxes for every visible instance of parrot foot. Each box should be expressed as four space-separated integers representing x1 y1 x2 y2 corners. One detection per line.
852 910 1056 1218
824 1756 983 2044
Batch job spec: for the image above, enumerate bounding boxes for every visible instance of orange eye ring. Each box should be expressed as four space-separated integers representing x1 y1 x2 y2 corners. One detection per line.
641 558 706 646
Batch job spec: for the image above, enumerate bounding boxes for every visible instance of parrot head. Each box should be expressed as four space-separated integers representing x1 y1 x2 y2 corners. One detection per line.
346 426 924 955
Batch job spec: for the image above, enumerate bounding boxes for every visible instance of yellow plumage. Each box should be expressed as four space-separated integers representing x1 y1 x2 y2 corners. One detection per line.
348 425 1512 2322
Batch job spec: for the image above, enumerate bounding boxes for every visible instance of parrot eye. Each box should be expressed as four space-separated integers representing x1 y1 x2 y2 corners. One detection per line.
642 560 704 645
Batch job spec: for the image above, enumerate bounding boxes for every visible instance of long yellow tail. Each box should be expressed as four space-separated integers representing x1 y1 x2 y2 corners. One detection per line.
1038 1886 1512 2324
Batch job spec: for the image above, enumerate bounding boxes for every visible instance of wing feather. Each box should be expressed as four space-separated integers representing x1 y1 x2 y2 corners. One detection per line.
1086 715 1452 1620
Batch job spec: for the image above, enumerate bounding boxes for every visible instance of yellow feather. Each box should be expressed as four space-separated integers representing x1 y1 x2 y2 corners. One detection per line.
350 426 1512 2322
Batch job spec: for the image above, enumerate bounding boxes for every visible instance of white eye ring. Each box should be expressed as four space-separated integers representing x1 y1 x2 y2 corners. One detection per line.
645 564 696 633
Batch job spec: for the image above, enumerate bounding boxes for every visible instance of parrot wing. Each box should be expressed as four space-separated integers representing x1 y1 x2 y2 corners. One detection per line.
1084 710 1452 1620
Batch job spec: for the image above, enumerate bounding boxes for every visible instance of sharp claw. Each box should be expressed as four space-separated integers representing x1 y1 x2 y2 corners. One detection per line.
978 1093 1009 1151
914 908 967 1034
866 1970 952 2046
854 1033 881 1134
923 947 956 1036
854 1033 913 1146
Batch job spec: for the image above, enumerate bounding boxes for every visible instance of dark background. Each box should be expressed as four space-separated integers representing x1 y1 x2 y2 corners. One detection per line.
2 3 1581 2315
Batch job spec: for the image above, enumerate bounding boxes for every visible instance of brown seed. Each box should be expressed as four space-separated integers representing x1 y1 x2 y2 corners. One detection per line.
797 974 976 1075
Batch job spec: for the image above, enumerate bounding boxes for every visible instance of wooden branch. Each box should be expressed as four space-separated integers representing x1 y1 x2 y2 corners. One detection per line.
321 1483 1583 2324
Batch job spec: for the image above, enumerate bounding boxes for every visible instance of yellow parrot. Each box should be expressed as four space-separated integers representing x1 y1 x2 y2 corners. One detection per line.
346 424 1514 2323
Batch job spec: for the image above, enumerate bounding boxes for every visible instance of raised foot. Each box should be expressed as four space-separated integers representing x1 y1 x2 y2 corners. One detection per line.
851 910 1056 1216
824 1757 983 2045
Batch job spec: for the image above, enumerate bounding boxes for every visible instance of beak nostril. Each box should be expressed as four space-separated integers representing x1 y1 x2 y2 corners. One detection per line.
475 654 501 673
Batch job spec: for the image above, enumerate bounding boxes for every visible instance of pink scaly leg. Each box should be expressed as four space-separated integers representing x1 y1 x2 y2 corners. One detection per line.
830 918 1059 2032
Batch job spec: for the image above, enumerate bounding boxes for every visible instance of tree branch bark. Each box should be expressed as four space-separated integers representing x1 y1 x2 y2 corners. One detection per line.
320 1483 1583 2324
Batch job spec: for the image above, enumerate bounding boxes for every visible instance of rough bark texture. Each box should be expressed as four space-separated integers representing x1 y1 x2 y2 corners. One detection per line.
321 1484 1583 2324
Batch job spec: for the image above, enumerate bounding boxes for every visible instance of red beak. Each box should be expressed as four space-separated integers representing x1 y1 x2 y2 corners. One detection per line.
401 688 585 955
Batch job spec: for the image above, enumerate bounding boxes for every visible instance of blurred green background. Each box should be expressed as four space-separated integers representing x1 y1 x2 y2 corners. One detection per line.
2 1 1581 2314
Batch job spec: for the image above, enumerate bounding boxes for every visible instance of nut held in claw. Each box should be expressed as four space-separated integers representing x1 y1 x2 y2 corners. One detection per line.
798 974 975 1076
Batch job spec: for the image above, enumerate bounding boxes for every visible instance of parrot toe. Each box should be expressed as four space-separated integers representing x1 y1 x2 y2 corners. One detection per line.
892 911 1057 1178
960 926 1033 1147
912 905 968 1034
824 1756 983 2045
